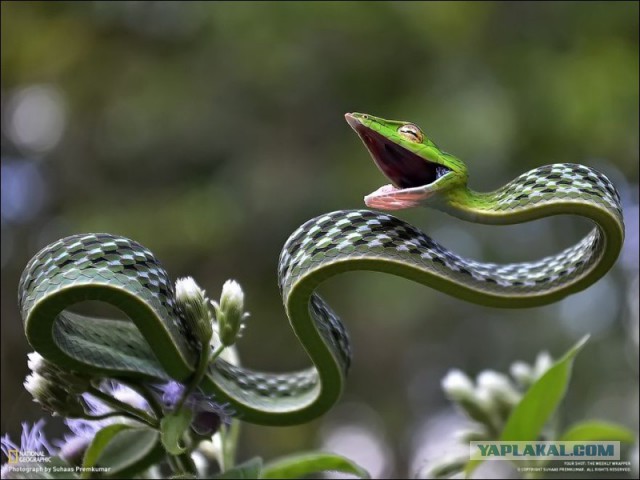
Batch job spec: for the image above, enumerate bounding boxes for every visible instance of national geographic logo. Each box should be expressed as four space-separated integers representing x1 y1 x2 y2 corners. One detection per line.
7 449 19 464
5 450 52 464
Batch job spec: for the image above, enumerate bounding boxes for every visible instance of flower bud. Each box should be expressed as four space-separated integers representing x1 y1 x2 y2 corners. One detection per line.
24 372 47 402
441 369 475 402
509 361 533 387
533 351 553 379
27 351 90 394
441 369 500 434
477 370 521 407
213 280 249 346
191 410 222 436
175 277 213 344
27 351 45 373
476 370 522 424
24 372 86 417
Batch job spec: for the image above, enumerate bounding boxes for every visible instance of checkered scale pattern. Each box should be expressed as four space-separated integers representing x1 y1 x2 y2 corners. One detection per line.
279 210 596 297
280 165 622 292
19 233 198 375
205 290 350 400
492 164 622 215
212 361 318 401
17 162 624 409
275 164 623 383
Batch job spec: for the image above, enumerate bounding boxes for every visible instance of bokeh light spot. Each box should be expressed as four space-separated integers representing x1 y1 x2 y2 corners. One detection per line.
4 85 67 153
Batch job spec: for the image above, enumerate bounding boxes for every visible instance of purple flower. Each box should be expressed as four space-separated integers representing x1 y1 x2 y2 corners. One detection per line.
65 380 149 436
1 420 54 476
158 380 184 407
58 381 149 465
57 379 233 462
155 381 234 434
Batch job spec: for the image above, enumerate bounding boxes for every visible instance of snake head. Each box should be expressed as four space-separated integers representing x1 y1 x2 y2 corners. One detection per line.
345 112 467 211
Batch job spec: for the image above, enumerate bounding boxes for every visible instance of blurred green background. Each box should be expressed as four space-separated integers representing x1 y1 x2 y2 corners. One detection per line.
1 2 638 478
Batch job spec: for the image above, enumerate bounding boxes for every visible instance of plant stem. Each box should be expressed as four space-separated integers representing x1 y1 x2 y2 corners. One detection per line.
87 386 158 428
175 343 225 411
79 411 142 422
209 344 226 364
119 379 165 418
218 426 228 472
167 454 182 475
222 419 241 469
178 452 198 476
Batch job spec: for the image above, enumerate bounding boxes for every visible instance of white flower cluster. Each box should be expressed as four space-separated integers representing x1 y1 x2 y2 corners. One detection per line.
441 351 554 439
24 352 48 400
23 352 87 417
175 277 250 349
509 351 553 386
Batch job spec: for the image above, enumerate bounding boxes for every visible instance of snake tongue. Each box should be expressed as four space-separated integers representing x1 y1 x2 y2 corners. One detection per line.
364 184 435 210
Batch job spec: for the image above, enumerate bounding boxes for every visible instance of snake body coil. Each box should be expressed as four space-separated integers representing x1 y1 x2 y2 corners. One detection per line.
18 114 624 425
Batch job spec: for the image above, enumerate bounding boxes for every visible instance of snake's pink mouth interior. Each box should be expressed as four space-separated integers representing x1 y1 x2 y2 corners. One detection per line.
346 117 449 192
346 114 451 210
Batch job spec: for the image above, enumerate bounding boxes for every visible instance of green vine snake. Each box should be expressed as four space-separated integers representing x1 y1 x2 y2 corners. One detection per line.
18 113 625 425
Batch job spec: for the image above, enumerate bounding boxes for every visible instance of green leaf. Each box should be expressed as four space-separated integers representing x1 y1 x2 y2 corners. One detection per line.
420 455 468 479
463 459 483 479
465 336 590 478
501 335 589 442
82 424 132 478
213 457 263 479
82 424 162 479
261 452 370 479
560 420 636 443
161 409 193 455
100 428 163 478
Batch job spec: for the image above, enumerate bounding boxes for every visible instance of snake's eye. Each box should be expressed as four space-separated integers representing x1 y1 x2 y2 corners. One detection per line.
398 124 424 143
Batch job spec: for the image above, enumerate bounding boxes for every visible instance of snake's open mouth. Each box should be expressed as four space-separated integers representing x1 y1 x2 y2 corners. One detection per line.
346 113 450 210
